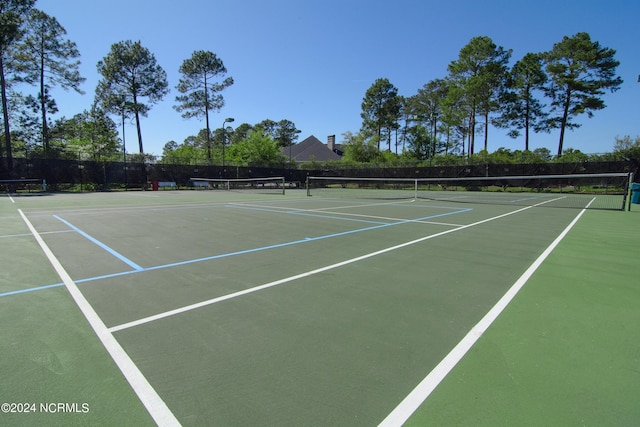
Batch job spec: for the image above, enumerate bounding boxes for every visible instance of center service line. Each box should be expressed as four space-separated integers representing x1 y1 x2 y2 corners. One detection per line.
108 199 560 334
18 209 180 427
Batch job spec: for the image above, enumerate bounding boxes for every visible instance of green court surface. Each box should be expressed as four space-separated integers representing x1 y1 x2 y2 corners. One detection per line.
1 190 638 426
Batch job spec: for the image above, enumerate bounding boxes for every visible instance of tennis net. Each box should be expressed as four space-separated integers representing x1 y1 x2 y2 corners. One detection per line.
0 178 46 193
189 177 286 195
306 173 632 210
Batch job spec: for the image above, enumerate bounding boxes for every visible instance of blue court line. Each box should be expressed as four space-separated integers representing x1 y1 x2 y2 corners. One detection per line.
1 207 471 298
80 207 472 280
54 215 144 271
0 283 65 297
1 233 33 238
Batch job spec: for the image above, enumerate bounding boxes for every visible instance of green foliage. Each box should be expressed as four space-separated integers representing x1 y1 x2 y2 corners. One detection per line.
17 9 84 91
611 135 640 162
0 0 36 169
341 132 380 163
160 143 206 165
532 147 552 162
173 50 232 164
552 148 588 163
174 50 233 120
49 107 120 161
448 36 512 153
360 78 401 151
255 119 301 148
225 129 284 166
273 119 300 148
439 79 469 155
404 125 432 161
96 40 169 153
0 0 35 49
13 9 85 154
229 122 253 144
494 53 549 150
543 32 623 157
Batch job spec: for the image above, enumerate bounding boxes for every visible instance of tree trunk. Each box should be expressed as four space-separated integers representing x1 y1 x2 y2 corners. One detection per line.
468 105 476 156
557 89 571 158
483 111 489 151
525 97 530 151
432 117 437 157
135 110 143 154
132 93 144 153
0 56 13 172
204 74 211 163
40 53 48 157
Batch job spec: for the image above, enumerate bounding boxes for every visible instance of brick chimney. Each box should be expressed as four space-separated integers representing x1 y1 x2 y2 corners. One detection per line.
327 134 336 151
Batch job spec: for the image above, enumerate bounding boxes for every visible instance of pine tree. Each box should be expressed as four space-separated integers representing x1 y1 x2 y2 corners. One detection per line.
96 40 169 154
0 0 35 171
543 32 622 157
15 9 85 157
174 50 233 162
494 53 549 151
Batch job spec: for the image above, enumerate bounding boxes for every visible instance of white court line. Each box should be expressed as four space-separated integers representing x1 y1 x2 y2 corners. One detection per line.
108 199 561 333
0 229 74 239
377 198 595 427
229 200 466 227
18 209 180 427
227 198 415 214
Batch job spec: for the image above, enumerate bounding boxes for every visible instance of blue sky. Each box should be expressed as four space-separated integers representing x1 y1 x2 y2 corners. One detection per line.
33 0 640 156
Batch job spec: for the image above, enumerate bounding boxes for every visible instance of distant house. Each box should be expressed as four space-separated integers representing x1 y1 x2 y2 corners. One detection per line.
282 135 343 163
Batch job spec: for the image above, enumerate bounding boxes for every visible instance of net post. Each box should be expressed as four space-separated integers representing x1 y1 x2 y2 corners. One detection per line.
414 179 418 199
306 176 310 197
281 177 285 195
627 172 634 211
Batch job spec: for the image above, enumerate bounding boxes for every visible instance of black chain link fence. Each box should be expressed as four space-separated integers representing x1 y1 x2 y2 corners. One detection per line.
0 157 636 191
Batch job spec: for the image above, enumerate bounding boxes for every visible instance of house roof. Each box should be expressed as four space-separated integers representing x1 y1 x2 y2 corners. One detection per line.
282 135 342 162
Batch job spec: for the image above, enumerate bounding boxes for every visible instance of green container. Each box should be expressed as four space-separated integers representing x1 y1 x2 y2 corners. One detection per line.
631 183 640 204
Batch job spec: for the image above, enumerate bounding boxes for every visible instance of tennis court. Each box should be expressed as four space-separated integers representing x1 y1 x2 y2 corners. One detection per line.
1 185 639 426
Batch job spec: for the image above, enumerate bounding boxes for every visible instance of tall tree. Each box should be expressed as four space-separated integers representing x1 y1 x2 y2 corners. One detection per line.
229 122 253 144
404 124 433 160
255 119 277 137
440 79 471 156
49 106 120 161
341 130 380 163
543 32 622 157
408 78 448 157
96 40 169 153
0 0 34 171
254 119 300 147
361 78 401 151
448 36 511 154
494 53 549 151
225 128 282 166
273 119 300 148
174 50 233 163
16 9 85 157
